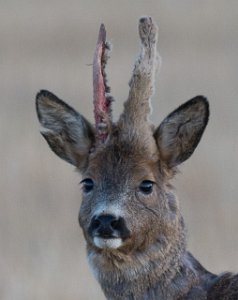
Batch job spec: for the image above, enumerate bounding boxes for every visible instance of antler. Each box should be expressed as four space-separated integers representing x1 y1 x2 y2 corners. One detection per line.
93 24 113 143
119 17 160 137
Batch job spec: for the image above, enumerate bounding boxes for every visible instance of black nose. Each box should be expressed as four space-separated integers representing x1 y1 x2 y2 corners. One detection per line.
89 214 130 239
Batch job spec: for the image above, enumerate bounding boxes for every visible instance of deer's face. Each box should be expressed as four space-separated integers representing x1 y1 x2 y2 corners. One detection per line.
36 17 209 254
78 140 169 252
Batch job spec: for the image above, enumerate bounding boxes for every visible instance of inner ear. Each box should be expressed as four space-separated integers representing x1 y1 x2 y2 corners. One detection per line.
154 96 209 168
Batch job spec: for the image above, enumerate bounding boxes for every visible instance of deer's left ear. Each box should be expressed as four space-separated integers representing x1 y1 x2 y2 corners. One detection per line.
154 96 209 168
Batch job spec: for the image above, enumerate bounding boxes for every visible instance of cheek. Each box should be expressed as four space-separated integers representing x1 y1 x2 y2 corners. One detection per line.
123 216 159 252
124 191 165 247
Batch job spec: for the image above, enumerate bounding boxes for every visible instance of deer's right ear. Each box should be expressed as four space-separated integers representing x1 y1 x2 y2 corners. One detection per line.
36 90 95 168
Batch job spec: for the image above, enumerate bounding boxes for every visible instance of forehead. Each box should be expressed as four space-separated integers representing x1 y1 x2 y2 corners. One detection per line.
85 140 159 182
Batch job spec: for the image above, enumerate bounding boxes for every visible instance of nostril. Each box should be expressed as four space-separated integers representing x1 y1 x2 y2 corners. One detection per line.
110 219 121 231
110 220 117 230
92 219 101 230
113 217 130 240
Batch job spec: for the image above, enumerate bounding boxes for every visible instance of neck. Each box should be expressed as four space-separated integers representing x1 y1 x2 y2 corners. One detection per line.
87 228 213 300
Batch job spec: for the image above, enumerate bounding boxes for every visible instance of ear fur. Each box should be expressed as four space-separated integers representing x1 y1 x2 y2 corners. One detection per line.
154 96 209 167
36 90 95 168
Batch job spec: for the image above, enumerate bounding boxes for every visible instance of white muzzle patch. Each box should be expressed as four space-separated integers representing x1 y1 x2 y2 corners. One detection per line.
93 237 122 249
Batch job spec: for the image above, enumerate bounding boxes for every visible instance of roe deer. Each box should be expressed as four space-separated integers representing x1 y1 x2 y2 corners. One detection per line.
36 17 238 300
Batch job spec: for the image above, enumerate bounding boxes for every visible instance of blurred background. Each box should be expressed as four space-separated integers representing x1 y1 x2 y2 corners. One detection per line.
1 1 238 299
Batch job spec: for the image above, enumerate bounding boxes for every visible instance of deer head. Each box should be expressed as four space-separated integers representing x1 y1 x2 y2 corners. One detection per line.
36 17 209 296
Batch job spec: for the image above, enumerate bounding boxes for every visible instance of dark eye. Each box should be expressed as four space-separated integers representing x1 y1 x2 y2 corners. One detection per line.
139 180 154 195
81 178 94 193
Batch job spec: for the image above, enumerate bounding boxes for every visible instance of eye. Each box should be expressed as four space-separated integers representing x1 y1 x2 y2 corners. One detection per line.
139 180 154 195
81 178 94 193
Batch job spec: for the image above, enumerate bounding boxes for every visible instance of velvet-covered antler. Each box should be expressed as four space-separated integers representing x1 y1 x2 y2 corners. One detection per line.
119 17 160 141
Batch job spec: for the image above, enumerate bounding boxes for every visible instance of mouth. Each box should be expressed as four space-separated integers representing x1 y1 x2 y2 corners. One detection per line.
93 236 123 249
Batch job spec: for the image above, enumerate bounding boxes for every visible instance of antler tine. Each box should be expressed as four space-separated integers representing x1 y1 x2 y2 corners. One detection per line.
119 17 160 132
93 24 113 143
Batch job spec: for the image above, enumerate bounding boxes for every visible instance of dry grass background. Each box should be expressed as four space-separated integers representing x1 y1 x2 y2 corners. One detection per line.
1 1 238 299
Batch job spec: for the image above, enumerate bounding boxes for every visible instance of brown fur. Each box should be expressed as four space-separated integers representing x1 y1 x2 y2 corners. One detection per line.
36 17 238 299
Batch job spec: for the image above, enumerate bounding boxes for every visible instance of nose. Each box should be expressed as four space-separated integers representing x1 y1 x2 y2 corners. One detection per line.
89 214 130 239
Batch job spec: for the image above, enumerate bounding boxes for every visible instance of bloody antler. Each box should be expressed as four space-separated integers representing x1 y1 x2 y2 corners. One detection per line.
93 24 112 143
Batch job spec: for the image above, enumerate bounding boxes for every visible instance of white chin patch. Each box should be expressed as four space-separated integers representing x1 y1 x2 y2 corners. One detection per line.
93 237 122 249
